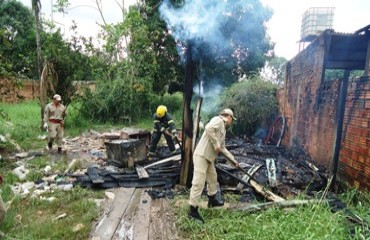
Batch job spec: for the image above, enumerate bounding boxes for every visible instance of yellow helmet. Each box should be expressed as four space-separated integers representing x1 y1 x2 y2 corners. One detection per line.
156 105 167 118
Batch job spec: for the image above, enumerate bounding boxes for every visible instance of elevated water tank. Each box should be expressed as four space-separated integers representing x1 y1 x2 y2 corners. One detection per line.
300 7 335 42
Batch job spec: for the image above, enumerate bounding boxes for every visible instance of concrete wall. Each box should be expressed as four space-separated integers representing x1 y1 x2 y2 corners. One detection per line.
279 35 370 190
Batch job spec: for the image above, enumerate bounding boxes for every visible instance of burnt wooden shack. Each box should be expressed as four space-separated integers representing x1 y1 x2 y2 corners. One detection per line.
279 24 370 190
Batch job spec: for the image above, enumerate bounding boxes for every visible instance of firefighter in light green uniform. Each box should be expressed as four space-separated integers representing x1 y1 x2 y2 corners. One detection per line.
188 108 239 223
43 94 67 153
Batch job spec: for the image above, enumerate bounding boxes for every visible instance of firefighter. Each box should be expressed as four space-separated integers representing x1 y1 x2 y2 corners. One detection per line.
148 105 178 157
43 94 67 154
188 108 240 223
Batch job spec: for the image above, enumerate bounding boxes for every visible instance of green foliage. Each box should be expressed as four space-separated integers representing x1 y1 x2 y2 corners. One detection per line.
0 0 37 78
79 77 153 122
219 76 278 136
262 56 288 86
324 69 365 81
150 92 183 114
116 5 183 94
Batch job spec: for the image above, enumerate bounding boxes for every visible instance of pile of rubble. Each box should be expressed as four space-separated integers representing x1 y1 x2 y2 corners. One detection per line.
5 128 328 203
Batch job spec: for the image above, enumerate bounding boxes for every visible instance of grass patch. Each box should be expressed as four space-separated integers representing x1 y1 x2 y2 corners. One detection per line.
175 190 370 240
0 101 45 150
0 185 104 240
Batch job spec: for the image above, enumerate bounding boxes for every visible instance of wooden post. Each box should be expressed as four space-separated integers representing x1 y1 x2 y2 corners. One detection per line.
192 97 203 152
331 70 350 190
180 43 195 187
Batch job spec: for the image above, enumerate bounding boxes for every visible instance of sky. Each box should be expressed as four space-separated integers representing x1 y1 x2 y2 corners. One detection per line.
20 0 370 60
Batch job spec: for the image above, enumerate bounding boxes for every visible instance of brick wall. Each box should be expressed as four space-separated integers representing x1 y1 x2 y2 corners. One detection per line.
279 35 337 170
339 77 370 189
0 79 95 103
279 36 370 190
0 79 39 103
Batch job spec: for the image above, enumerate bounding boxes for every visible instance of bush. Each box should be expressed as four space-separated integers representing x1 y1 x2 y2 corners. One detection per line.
79 78 183 124
149 92 183 114
219 76 278 136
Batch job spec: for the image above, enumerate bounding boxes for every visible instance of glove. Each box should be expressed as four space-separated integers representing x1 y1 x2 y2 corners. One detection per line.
43 122 48 131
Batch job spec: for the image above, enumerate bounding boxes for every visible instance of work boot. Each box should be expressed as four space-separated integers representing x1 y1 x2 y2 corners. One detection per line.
207 194 224 208
48 142 52 150
57 147 62 154
188 205 204 224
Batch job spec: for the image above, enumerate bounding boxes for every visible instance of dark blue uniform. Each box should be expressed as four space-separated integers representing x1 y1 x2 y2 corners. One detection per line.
149 112 177 154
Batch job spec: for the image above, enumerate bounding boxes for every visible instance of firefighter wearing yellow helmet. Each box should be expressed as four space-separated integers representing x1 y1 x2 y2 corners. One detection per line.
148 105 178 157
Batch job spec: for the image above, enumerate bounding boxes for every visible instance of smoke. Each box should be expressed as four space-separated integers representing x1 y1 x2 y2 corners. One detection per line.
159 0 228 51
193 81 224 114
159 0 267 114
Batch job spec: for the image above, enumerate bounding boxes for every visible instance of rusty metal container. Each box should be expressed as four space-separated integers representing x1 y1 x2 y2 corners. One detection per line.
105 139 147 168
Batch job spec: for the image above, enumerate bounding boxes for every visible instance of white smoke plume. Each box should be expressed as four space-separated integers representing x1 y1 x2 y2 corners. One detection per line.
159 0 228 49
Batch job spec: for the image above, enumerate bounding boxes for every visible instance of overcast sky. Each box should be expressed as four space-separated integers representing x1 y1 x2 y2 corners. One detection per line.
20 0 370 60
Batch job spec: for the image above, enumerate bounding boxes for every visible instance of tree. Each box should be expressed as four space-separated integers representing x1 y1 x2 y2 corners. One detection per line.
0 0 37 78
261 56 288 86
219 75 278 136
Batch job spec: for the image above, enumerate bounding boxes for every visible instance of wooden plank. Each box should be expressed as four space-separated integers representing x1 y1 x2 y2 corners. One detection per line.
236 164 262 190
136 165 149 179
266 158 277 187
144 154 181 169
93 187 135 240
229 199 333 213
113 188 142 240
137 154 181 179
133 189 152 240
149 199 180 240
192 97 202 152
216 166 285 202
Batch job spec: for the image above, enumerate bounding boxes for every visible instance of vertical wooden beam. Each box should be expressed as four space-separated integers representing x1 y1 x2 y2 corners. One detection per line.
331 70 350 190
180 43 195 187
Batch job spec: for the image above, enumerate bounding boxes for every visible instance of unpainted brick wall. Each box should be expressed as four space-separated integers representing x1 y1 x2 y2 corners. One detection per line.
279 35 370 190
339 77 370 190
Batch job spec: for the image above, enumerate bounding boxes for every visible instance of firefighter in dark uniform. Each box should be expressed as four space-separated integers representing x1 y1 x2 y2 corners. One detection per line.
148 105 177 157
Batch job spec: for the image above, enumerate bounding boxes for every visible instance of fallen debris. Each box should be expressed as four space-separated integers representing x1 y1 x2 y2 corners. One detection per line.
229 199 333 213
